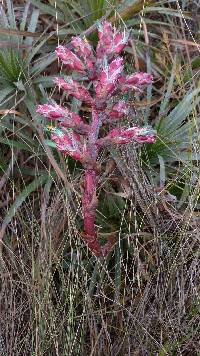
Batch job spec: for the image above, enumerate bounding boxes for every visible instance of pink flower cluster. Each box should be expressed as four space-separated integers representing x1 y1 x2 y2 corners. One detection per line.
36 21 156 257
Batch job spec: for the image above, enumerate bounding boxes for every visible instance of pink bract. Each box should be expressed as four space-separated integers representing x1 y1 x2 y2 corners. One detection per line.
97 127 156 146
51 130 83 161
54 77 94 105
107 101 130 120
96 21 130 58
120 72 153 92
36 103 66 119
36 103 81 124
95 57 124 98
55 46 85 72
71 36 95 69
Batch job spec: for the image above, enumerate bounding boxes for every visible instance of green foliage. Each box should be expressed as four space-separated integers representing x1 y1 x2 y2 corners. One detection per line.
144 87 200 164
31 0 117 34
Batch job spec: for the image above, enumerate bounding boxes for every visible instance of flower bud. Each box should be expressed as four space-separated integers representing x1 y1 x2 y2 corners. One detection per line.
51 129 83 160
120 72 153 92
95 57 123 98
98 21 113 41
55 46 85 72
113 30 130 54
54 77 94 105
36 103 81 123
36 103 90 134
108 101 130 120
71 36 95 69
98 126 156 146
96 21 129 58
36 103 67 119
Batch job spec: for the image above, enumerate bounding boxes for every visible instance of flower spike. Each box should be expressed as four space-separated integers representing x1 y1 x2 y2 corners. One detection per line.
36 21 156 257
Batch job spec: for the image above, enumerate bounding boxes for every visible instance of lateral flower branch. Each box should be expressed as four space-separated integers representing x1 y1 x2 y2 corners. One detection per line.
36 21 156 257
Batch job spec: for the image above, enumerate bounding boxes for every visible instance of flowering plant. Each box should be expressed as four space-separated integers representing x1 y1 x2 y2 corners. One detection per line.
36 21 156 257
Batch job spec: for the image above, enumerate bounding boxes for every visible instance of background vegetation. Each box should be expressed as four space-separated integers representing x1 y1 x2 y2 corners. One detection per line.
0 0 199 355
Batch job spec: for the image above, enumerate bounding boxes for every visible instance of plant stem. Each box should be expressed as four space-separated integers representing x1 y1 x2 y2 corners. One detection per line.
82 108 112 256
82 167 114 257
81 108 102 255
82 168 103 256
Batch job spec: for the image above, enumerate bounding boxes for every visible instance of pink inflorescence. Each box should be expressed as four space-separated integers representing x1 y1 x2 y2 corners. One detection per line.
36 21 156 257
